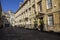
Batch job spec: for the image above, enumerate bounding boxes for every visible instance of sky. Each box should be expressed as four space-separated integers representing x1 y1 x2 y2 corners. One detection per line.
1 0 24 12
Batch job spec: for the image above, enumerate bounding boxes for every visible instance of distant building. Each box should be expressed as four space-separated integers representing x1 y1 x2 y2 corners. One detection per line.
2 10 15 27
7 10 15 27
15 0 60 32
2 12 10 27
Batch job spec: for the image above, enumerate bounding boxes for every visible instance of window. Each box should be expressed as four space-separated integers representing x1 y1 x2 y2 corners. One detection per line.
29 0 31 5
29 8 31 14
46 0 52 9
48 15 54 26
32 4 36 14
26 10 27 12
40 2 42 12
38 2 42 12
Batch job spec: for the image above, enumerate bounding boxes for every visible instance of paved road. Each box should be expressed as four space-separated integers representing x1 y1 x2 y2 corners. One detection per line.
0 27 60 40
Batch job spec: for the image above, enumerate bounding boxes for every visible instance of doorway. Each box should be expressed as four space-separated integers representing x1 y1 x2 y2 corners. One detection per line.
39 17 44 31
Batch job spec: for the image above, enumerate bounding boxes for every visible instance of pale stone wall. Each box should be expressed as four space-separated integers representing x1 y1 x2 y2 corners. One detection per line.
15 0 60 32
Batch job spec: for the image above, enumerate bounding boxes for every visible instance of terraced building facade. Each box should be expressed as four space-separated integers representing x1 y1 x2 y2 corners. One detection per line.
15 0 60 32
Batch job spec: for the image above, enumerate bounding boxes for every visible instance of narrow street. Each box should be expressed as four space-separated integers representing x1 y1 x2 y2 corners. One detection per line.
0 0 60 40
0 27 60 40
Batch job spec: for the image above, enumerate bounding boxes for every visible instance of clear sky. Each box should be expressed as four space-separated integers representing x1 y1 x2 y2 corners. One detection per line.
1 0 24 12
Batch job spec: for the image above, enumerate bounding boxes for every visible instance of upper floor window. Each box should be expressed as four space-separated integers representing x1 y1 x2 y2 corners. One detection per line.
32 0 35 3
38 1 42 12
46 0 52 9
29 0 31 5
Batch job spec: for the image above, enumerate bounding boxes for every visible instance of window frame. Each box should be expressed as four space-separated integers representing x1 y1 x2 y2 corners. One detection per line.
48 15 54 26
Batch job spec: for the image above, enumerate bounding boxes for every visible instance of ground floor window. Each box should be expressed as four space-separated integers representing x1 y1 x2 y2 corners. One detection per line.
48 15 54 26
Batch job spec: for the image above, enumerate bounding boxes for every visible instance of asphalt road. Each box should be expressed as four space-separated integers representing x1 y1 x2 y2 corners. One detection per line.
0 27 60 40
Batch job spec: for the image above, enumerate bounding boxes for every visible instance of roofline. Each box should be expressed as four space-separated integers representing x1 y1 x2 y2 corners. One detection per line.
15 0 29 14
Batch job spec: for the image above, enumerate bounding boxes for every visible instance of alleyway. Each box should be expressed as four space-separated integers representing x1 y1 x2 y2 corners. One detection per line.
0 27 60 40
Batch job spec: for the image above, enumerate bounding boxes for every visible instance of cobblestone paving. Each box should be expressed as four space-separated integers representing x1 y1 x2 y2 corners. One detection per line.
0 27 60 40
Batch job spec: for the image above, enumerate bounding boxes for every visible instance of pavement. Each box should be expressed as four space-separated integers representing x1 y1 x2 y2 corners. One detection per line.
0 27 60 40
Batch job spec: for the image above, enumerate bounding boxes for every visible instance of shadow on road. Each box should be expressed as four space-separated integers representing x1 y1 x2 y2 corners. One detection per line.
0 27 60 40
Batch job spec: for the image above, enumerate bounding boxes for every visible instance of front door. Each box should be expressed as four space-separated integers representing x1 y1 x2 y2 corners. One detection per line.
39 17 44 31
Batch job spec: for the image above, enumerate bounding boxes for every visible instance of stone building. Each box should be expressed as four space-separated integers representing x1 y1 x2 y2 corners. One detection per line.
15 0 60 32
2 12 10 27
8 11 15 27
2 11 15 27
